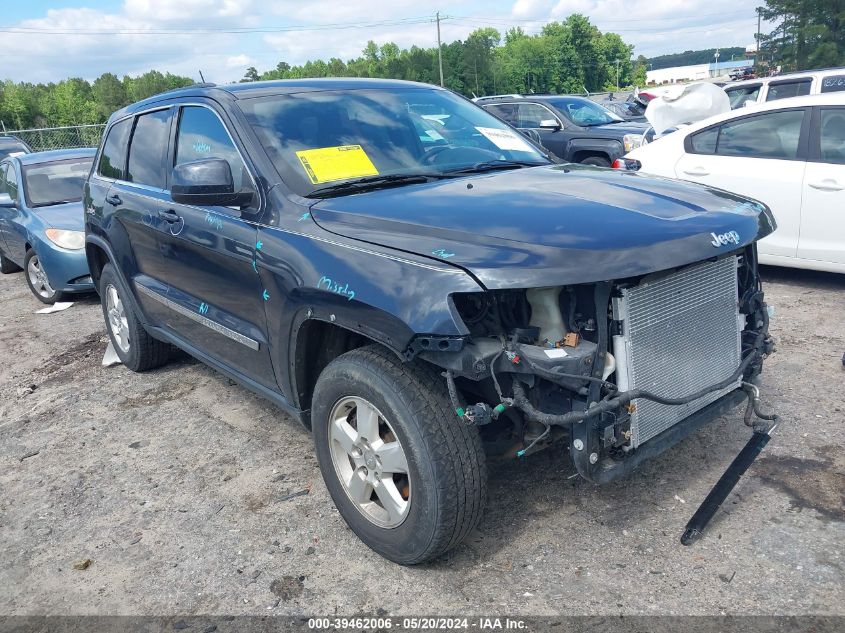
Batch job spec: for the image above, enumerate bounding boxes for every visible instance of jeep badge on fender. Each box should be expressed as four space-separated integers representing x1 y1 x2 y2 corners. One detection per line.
711 230 741 247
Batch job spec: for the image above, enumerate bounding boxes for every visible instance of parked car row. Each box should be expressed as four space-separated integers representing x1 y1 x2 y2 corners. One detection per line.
474 94 651 166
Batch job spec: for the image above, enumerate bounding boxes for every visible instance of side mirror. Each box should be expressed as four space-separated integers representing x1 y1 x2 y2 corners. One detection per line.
539 119 561 130
0 193 15 208
171 158 252 207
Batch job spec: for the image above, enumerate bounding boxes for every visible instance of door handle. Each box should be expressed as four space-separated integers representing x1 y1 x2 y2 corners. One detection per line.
682 167 710 176
158 209 182 223
808 180 844 192
105 193 122 206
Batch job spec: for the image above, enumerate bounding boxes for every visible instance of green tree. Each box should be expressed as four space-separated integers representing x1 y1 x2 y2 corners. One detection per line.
92 73 128 119
241 66 260 82
760 0 844 70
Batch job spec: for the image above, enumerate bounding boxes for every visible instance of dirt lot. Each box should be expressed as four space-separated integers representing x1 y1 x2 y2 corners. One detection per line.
0 265 843 617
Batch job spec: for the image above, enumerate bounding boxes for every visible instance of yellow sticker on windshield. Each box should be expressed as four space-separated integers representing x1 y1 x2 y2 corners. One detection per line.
295 145 379 184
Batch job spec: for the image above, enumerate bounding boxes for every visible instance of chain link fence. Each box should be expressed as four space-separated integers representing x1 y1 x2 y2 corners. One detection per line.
2 124 105 152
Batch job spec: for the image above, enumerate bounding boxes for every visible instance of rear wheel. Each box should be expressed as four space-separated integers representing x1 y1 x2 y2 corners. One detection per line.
24 249 62 304
580 155 611 167
99 263 170 372
0 250 21 274
312 345 486 565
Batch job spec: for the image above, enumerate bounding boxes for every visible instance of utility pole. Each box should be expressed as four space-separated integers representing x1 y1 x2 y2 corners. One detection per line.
756 7 762 68
615 59 621 90
436 11 444 87
714 49 720 78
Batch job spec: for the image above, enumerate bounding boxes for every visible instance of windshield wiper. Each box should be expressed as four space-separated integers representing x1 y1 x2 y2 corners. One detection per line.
440 159 546 176
309 173 447 198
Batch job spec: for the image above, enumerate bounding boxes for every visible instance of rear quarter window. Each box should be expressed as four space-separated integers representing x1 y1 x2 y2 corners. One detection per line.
98 118 132 180
820 75 845 93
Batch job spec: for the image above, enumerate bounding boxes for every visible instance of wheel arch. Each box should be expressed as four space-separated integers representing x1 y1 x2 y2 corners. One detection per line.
289 317 397 429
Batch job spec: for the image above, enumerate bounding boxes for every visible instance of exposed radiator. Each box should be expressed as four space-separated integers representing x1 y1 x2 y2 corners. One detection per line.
612 256 742 448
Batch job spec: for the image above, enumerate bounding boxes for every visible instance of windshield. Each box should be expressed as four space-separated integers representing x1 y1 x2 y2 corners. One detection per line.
238 87 549 197
0 144 29 160
546 97 624 126
22 157 93 207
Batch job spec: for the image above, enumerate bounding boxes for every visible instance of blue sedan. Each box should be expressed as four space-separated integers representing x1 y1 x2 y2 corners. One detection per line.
0 148 96 303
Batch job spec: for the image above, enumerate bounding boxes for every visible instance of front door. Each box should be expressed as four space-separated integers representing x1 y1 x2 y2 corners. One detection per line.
155 103 275 388
675 107 809 260
798 107 845 266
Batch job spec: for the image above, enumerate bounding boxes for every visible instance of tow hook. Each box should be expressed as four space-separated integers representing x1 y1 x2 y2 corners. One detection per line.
680 383 780 546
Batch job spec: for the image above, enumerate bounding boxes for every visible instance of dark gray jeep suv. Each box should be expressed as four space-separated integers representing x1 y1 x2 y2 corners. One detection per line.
84 79 777 564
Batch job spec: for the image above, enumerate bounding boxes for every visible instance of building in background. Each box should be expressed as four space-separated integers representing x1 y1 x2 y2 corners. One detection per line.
646 59 753 85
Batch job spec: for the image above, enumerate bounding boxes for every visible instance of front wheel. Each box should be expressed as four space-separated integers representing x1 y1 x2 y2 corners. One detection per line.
24 249 62 304
312 345 487 565
99 263 170 372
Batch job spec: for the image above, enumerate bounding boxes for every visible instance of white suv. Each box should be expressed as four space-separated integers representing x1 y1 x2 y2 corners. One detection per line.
725 67 845 109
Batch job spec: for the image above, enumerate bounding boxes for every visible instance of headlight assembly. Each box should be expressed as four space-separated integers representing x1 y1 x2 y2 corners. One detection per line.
623 133 643 153
45 229 85 250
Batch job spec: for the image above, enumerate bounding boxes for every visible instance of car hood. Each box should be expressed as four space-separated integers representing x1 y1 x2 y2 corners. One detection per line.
32 201 85 231
309 165 775 290
581 121 650 136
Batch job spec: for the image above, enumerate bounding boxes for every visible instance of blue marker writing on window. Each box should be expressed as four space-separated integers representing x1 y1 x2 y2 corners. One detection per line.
199 302 209 315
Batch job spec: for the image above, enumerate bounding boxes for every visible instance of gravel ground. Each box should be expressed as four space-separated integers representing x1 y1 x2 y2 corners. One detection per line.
0 265 843 617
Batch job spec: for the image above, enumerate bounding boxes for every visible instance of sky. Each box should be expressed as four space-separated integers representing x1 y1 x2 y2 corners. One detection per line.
2 0 769 84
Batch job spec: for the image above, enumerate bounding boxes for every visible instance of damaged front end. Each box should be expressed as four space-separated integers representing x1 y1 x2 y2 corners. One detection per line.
418 245 777 486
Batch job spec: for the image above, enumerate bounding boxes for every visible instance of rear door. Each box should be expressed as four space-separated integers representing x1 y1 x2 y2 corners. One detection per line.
797 107 845 266
155 103 275 387
105 109 175 321
675 107 809 259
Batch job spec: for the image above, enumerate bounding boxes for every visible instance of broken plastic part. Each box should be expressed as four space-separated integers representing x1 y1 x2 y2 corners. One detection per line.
526 287 566 345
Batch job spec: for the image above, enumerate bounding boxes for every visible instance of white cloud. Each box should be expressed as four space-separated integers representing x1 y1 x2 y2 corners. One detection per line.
226 54 255 68
0 0 768 85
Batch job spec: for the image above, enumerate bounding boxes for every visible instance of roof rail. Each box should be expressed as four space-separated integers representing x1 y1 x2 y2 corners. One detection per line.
472 94 524 102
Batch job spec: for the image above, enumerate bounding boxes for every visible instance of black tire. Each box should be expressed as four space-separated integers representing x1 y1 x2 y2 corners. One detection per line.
24 249 63 304
99 263 170 372
312 344 487 565
580 155 611 167
0 250 21 274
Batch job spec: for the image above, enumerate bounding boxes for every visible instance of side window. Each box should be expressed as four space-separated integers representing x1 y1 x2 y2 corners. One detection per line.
819 110 845 165
483 104 518 127
766 80 811 101
175 106 248 192
515 104 557 128
820 75 845 93
690 126 719 154
5 163 19 202
127 109 171 189
0 164 7 195
725 85 761 109
98 118 132 180
716 110 805 160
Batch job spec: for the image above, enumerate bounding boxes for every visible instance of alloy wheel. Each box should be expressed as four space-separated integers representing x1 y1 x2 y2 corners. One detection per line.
328 396 411 528
27 255 55 299
105 283 130 353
